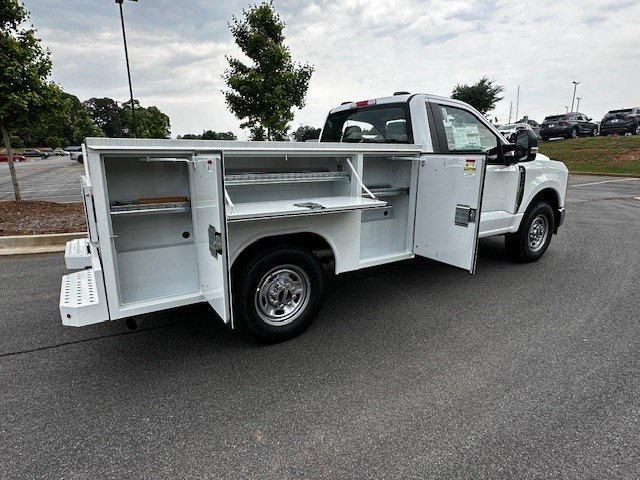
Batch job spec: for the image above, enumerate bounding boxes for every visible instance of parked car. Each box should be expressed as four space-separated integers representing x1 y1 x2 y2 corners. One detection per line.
540 113 598 140
23 148 47 158
0 153 26 162
599 108 640 136
66 146 84 163
498 123 535 142
53 148 70 156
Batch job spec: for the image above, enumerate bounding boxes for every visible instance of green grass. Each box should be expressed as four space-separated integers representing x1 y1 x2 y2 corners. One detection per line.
538 135 640 175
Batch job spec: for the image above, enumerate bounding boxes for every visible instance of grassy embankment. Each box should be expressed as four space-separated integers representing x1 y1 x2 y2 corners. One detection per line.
538 135 640 175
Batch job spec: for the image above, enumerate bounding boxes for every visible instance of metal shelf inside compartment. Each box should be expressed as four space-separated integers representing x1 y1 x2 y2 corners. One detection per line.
225 171 350 186
110 201 191 216
367 185 410 197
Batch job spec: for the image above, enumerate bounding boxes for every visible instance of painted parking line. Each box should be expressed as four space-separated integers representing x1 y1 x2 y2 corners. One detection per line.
571 178 640 188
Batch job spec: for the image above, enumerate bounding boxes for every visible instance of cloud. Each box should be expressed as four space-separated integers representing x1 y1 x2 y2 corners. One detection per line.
25 0 640 137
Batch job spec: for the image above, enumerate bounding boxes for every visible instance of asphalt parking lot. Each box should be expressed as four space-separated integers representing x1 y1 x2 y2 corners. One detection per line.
1 175 639 479
0 156 83 202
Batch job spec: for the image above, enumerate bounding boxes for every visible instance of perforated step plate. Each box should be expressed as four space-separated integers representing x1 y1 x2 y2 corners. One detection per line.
60 268 109 327
65 238 92 270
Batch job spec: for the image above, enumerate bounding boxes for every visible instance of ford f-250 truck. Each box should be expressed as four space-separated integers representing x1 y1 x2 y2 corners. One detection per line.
60 93 568 341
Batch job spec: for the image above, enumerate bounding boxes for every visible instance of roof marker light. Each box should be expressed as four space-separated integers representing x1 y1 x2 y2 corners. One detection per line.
355 99 376 107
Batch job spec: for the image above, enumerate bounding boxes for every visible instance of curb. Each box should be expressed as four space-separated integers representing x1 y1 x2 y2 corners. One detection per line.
0 232 86 255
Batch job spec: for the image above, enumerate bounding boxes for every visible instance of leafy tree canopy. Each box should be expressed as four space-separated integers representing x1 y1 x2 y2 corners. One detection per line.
223 1 313 140
292 125 321 142
451 77 504 115
178 130 237 140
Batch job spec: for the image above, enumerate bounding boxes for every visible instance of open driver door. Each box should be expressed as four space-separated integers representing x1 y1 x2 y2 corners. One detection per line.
413 154 486 273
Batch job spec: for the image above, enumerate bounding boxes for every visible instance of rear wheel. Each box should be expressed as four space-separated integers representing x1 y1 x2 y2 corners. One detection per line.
233 246 324 342
506 202 555 262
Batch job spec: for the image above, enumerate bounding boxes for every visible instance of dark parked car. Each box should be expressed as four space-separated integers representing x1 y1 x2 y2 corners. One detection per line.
22 148 47 158
599 108 640 136
540 113 598 140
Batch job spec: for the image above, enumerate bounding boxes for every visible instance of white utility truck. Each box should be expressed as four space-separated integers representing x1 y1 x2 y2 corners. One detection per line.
60 93 568 341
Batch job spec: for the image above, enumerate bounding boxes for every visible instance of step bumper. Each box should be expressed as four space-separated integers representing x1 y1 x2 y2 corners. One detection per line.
60 249 110 327
65 238 92 270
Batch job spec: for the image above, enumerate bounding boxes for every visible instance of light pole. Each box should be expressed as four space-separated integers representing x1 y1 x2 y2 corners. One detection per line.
576 97 581 112
570 81 580 113
116 0 138 137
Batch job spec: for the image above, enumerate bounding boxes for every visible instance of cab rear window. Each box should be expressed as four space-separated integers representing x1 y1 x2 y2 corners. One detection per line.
320 105 412 144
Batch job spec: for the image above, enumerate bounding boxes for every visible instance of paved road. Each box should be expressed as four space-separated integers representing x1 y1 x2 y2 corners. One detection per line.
1 175 639 479
0 156 84 202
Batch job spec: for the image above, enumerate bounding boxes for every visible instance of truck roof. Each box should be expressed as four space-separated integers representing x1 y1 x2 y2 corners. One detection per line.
328 93 473 114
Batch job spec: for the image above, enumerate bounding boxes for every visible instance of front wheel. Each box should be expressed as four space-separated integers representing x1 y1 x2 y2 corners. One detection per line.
567 128 579 139
505 202 555 262
233 246 324 342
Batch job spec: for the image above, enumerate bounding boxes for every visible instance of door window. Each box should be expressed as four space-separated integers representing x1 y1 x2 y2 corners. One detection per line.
436 105 498 153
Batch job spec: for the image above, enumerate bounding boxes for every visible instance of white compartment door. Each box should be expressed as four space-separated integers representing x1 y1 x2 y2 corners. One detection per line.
413 154 487 273
192 153 233 326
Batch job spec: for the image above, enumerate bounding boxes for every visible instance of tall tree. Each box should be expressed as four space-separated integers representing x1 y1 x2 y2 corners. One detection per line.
223 2 313 140
84 97 125 137
451 77 504 115
0 0 51 201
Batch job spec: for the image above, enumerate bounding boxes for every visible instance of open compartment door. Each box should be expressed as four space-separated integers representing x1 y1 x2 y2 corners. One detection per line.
192 152 233 326
413 154 486 273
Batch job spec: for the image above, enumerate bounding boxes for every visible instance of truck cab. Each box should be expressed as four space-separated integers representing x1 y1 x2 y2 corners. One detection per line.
320 93 568 246
60 93 568 342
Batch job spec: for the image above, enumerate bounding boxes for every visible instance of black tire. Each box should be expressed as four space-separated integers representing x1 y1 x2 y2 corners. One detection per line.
633 124 640 136
505 201 555 263
77 155 84 164
591 128 598 137
541 136 549 141
233 246 324 342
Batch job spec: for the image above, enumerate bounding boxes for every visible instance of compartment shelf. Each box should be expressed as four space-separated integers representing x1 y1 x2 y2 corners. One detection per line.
110 201 191 216
225 171 350 186
368 186 410 197
227 195 387 222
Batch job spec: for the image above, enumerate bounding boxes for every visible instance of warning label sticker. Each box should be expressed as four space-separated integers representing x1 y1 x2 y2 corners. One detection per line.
464 159 476 178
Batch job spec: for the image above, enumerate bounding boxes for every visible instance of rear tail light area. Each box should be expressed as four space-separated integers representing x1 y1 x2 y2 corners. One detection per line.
355 99 376 107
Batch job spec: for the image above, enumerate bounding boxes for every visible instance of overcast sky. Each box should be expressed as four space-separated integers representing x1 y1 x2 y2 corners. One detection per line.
25 0 640 138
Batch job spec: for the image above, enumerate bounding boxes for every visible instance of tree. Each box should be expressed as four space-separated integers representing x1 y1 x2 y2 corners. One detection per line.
178 130 238 140
0 0 52 201
84 97 124 137
292 125 320 142
201 130 237 140
223 2 313 141
451 77 504 115
18 84 103 146
120 101 170 139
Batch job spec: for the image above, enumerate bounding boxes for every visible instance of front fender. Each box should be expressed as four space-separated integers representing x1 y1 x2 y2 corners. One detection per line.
519 155 568 213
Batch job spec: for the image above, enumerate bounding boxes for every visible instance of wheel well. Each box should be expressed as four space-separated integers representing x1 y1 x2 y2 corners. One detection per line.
528 188 561 232
231 232 335 277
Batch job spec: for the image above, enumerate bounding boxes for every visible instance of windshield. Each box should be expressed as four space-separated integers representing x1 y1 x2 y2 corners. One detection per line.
320 105 411 143
499 124 517 129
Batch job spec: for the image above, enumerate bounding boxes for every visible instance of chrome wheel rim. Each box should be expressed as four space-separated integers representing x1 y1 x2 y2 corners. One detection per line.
572 129 578 138
255 265 310 326
528 215 549 253
635 125 640 135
